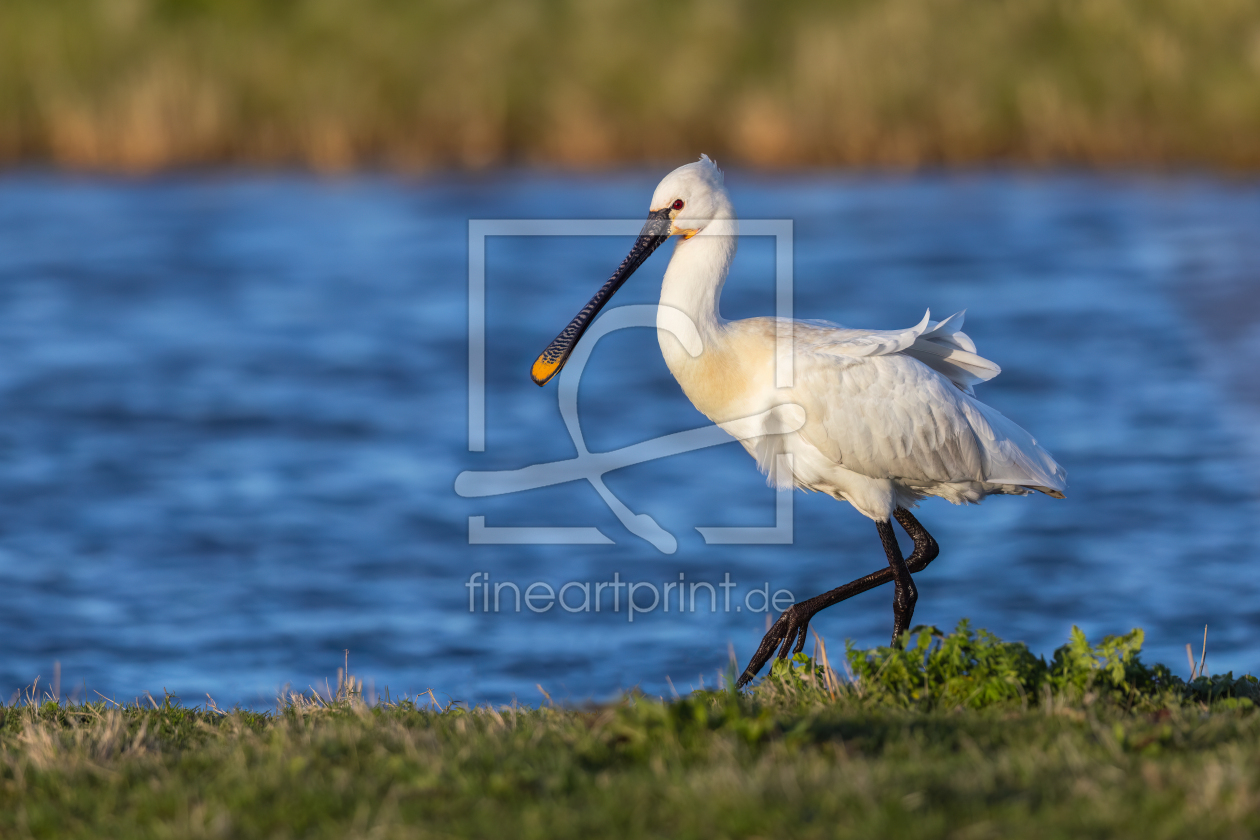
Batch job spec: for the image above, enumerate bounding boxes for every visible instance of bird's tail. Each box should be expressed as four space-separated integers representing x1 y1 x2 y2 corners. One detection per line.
961 395 1068 496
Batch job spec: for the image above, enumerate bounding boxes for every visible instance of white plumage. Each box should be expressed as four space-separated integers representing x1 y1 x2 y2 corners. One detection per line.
531 155 1066 684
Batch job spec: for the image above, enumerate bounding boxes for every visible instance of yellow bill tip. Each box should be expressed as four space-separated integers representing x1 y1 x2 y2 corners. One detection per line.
531 354 562 386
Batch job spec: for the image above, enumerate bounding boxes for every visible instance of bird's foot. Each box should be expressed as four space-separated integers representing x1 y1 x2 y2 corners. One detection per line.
736 603 815 689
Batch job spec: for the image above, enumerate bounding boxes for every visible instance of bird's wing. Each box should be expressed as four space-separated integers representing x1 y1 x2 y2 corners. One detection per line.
792 350 987 483
729 314 1063 491
790 338 1065 491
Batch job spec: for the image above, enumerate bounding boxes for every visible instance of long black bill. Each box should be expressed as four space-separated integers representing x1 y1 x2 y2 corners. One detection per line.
530 207 673 386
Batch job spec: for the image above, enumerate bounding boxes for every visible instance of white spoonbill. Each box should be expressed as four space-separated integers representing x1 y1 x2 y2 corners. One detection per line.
530 156 1066 687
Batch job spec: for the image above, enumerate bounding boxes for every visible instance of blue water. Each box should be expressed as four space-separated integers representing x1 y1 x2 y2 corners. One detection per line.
0 169 1257 707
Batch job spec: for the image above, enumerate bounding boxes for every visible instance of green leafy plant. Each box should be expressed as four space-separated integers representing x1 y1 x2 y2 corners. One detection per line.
842 620 1046 709
816 620 1248 711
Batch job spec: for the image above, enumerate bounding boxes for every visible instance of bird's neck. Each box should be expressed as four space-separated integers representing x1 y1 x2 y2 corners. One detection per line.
657 219 737 339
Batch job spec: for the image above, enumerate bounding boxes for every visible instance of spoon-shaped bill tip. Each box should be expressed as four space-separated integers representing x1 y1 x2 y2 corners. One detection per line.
531 352 563 386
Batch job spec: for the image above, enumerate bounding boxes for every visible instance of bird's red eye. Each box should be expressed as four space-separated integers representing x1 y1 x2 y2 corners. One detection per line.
672 199 684 210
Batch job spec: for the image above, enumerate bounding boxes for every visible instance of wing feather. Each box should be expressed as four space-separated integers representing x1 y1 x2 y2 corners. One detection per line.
904 311 1001 395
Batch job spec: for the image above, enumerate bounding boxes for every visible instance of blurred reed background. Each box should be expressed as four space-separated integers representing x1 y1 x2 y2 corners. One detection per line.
2 0 1259 171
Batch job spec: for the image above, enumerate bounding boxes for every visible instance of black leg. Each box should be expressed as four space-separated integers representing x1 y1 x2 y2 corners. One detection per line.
878 519 917 642
735 507 939 688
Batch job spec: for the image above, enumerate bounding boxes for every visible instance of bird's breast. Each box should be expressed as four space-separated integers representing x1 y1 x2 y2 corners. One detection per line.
656 323 776 424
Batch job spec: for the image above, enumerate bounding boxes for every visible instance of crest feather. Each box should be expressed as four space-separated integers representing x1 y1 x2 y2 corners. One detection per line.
698 153 723 182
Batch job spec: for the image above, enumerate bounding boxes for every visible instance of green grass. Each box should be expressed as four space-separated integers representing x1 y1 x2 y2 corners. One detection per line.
2 0 1260 170
4 623 1259 838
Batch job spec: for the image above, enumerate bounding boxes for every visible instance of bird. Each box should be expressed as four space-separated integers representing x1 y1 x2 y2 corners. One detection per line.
529 155 1066 688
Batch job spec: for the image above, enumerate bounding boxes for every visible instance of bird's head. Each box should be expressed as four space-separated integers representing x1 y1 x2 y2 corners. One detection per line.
648 154 734 240
530 155 732 386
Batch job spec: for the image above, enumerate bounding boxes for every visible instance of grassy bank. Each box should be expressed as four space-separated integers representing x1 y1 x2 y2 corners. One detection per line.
2 0 1259 171
4 623 1259 838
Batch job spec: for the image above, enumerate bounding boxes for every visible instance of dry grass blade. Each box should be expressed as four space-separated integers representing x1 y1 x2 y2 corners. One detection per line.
813 630 840 701
1199 626 1208 679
